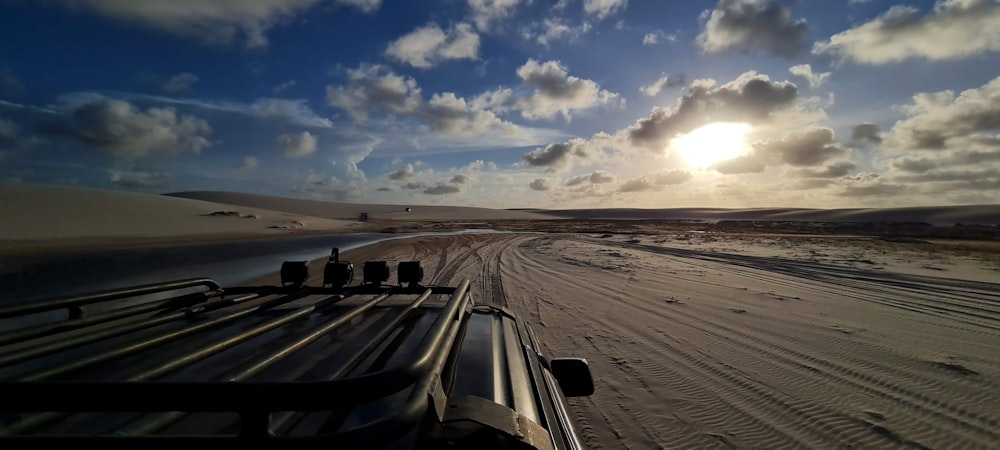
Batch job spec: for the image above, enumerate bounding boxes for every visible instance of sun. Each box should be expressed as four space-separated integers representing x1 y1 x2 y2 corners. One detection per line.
671 122 751 168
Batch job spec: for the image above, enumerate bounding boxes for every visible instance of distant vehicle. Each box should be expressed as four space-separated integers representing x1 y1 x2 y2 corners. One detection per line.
0 249 594 449
359 212 368 221
405 207 412 212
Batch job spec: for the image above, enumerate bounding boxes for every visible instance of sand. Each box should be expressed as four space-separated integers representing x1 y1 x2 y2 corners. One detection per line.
541 205 1000 226
167 191 556 222
340 233 1000 450
0 185 552 253
3 184 1000 448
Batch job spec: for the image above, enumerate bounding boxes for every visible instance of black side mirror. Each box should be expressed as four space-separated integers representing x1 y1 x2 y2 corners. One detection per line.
550 357 594 397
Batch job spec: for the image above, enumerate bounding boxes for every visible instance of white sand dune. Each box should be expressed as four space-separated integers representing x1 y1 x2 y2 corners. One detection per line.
0 185 552 252
167 191 556 221
5 185 996 254
542 205 1000 226
340 233 1000 449
0 185 359 246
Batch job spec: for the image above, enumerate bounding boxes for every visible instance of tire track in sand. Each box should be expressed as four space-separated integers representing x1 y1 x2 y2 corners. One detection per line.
504 238 825 448
501 235 1000 450
585 237 1000 447
473 236 512 308
509 242 853 449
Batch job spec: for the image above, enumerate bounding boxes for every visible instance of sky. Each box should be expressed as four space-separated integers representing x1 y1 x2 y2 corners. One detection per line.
0 0 998 209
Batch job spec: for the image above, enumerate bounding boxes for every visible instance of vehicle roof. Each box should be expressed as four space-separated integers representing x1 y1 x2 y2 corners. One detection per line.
0 277 576 449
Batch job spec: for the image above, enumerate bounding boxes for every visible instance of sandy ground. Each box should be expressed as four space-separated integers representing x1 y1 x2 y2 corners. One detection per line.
341 233 1000 450
541 205 1000 226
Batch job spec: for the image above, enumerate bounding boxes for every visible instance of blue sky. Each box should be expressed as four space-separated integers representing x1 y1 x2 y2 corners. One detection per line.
1 0 998 208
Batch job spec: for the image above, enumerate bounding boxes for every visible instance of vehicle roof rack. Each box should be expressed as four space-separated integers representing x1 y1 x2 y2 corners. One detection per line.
0 269 529 447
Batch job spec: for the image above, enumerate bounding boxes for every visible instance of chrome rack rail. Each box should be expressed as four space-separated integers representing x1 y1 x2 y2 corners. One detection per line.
0 257 476 448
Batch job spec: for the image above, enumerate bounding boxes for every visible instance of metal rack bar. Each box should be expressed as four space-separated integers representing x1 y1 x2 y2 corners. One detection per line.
0 282 468 412
17 291 310 382
0 291 214 347
0 278 221 319
117 289 422 436
0 278 497 448
0 291 267 368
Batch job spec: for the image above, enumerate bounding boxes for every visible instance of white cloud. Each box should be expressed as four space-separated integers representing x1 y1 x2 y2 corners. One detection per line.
639 74 682 96
628 71 799 149
514 59 621 121
790 161 857 178
470 87 514 114
162 72 198 93
753 128 848 167
238 156 258 169
56 1 383 47
326 64 423 122
63 99 212 159
385 22 480 69
272 80 297 93
333 0 382 13
96 93 333 128
523 136 609 172
851 123 882 145
618 176 658 192
698 0 808 58
237 98 332 128
293 172 366 201
450 173 476 184
885 75 1000 152
711 155 766 174
529 178 553 191
528 18 592 47
468 0 525 30
108 169 169 189
326 64 536 139
423 92 510 134
424 183 462 195
583 0 629 19
458 159 499 172
813 0 1000 64
278 131 317 158
55 0 327 48
653 169 692 185
616 169 692 193
388 163 416 180
788 64 830 88
566 170 615 186
522 71 817 174
836 172 905 198
879 76 1000 193
642 29 677 45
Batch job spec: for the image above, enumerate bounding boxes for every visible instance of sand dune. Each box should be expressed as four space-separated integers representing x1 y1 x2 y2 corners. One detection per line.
0 185 552 252
5 185 996 255
167 191 556 221
542 205 1000 226
0 185 361 248
341 233 1000 449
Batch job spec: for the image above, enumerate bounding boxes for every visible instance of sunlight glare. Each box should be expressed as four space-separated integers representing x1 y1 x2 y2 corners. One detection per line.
672 122 751 168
